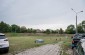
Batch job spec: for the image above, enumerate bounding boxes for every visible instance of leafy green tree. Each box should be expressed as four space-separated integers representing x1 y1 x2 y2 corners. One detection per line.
20 26 27 33
82 20 85 33
51 30 57 34
27 28 34 33
27 28 37 33
77 23 84 33
11 24 20 33
65 25 75 34
0 21 10 33
45 29 51 34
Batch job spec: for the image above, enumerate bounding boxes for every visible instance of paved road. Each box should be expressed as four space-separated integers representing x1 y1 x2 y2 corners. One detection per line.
16 44 61 55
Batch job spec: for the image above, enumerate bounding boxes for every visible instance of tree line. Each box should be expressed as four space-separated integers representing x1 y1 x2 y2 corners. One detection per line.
0 21 85 34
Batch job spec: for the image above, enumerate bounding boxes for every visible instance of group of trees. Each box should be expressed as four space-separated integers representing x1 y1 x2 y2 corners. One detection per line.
43 28 64 34
0 20 85 34
65 20 85 34
0 21 36 33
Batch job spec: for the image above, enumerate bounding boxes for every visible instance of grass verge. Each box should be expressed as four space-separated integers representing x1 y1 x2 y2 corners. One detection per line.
8 36 64 54
61 37 72 55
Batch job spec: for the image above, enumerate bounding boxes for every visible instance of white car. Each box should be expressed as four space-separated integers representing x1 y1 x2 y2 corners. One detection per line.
0 33 9 53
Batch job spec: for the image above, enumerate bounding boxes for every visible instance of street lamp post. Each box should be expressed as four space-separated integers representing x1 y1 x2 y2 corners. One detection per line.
71 8 83 34
76 14 78 33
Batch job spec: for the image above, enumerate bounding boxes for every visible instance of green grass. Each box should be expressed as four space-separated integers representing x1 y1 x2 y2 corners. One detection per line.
7 35 71 55
61 37 72 55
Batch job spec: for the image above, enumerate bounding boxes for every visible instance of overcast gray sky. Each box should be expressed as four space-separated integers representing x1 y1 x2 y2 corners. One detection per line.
0 0 85 30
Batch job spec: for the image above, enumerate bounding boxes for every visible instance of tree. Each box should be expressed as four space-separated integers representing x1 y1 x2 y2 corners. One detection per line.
11 24 20 33
44 29 51 34
59 28 64 34
20 26 27 33
65 25 75 34
77 23 84 33
51 30 57 34
32 29 37 33
27 28 33 33
82 20 85 33
0 21 11 33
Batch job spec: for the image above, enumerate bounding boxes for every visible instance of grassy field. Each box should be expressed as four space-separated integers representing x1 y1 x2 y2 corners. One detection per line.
5 34 72 55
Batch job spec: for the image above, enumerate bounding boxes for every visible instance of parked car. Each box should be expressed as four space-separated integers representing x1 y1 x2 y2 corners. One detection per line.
73 38 85 55
0 33 9 53
71 33 85 49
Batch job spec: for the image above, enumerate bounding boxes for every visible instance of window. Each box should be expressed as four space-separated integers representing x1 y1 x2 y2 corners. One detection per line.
73 34 82 39
0 35 5 39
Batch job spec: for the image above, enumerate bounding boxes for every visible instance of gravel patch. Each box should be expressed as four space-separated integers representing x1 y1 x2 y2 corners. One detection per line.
15 44 61 55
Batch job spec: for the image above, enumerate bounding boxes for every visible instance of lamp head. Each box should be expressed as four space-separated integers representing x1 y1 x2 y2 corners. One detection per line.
81 11 83 12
